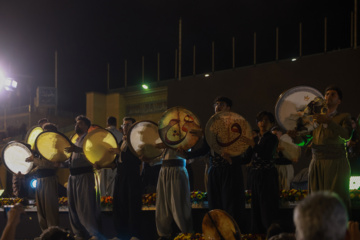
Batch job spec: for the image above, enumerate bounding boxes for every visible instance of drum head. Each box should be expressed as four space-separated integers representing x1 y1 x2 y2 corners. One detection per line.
2 141 33 175
128 121 163 160
202 209 241 240
158 107 201 150
275 86 324 131
35 131 72 162
205 111 252 157
83 128 118 167
25 126 44 151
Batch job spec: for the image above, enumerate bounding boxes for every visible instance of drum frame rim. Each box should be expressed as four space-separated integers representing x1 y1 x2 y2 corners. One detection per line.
24 125 44 150
35 130 72 162
82 127 119 166
127 120 163 159
275 85 323 131
158 106 202 149
2 141 34 175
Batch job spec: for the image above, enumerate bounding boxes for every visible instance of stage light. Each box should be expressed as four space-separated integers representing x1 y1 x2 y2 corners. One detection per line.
350 176 360 190
30 179 37 189
142 84 149 89
204 74 210 77
4 78 17 91
291 58 297 62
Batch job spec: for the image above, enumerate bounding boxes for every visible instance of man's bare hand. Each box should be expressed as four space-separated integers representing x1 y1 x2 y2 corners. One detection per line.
109 148 120 154
239 136 255 148
287 130 298 139
313 113 331 124
25 155 34 163
7 203 25 225
221 152 232 165
65 144 82 153
155 143 166 149
189 129 203 138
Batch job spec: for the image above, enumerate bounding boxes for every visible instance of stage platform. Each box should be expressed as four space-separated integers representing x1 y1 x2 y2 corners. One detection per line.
1 204 359 240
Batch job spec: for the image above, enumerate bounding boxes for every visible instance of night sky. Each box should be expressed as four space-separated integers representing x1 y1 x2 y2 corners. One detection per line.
0 0 355 113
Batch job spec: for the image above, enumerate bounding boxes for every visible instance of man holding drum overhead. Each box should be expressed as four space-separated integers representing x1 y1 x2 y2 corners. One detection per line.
288 86 352 211
65 115 101 240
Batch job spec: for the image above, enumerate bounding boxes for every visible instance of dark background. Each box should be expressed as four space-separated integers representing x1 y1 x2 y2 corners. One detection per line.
0 0 357 113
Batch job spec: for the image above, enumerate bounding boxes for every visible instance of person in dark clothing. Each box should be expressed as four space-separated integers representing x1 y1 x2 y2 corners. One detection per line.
108 117 143 240
239 111 279 234
186 96 247 232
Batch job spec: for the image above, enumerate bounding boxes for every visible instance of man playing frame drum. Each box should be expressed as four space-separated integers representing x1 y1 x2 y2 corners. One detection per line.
288 86 352 211
97 117 143 240
64 115 101 240
25 123 60 232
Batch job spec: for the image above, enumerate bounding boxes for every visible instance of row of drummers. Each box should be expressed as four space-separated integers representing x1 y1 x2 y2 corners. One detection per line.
2 106 255 176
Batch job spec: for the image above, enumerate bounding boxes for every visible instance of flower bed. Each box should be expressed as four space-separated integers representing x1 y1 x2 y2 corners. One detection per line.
142 191 207 207
173 233 265 240
3 189 360 209
0 198 26 207
59 197 68 207
279 189 308 202
350 189 360 206
100 196 113 208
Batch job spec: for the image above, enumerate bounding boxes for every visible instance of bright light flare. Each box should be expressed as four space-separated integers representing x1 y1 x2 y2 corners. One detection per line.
204 74 210 77
142 84 149 89
0 70 5 91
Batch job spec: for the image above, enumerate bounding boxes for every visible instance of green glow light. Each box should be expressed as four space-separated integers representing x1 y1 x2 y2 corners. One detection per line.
142 84 149 89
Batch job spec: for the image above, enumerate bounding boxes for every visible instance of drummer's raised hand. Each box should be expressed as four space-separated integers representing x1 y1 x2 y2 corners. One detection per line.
313 113 331 124
221 152 232 165
189 129 203 138
65 144 82 153
239 136 255 148
93 163 101 170
139 155 152 163
287 130 298 139
155 142 167 149
25 155 34 162
109 147 120 154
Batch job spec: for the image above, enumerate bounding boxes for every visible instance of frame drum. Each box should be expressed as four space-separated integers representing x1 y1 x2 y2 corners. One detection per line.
127 121 163 160
202 209 241 240
35 131 72 162
82 128 118 167
275 86 324 131
205 111 252 157
2 141 33 174
158 106 202 150
25 126 43 151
